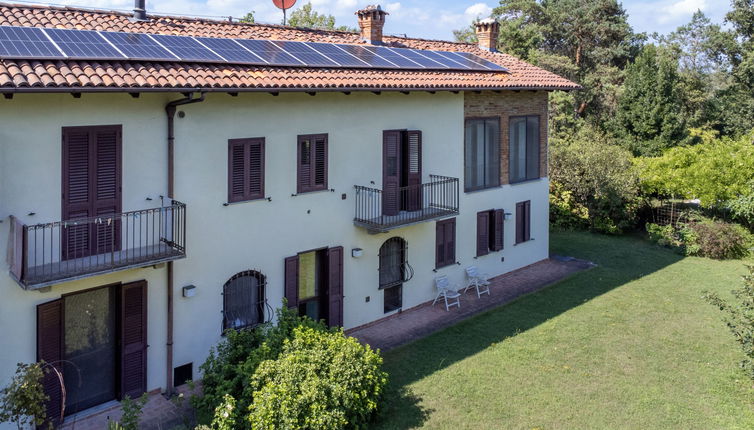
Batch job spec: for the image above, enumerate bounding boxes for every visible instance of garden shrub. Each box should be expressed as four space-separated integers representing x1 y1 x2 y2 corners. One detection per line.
0 362 48 429
550 126 640 234
193 305 329 427
247 326 387 430
686 219 753 260
549 181 590 231
646 218 753 259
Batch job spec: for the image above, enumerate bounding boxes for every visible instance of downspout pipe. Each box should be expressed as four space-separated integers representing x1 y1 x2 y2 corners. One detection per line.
164 92 205 396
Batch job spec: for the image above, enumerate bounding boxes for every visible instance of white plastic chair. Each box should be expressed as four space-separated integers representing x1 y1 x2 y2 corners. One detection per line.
433 275 462 311
465 266 491 298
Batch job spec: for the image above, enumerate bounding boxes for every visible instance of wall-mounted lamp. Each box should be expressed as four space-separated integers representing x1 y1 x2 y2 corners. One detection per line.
504 212 513 220
182 285 197 298
351 248 363 258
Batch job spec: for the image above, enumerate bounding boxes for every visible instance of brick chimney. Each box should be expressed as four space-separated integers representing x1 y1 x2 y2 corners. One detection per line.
474 18 499 52
356 5 388 45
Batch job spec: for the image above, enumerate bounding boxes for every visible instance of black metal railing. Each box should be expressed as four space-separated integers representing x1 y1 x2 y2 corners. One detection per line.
354 175 459 232
14 201 186 289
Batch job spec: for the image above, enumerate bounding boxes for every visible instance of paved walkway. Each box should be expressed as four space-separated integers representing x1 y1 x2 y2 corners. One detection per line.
347 256 594 351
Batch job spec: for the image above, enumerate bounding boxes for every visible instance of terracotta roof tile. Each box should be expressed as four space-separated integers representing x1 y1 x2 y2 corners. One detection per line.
0 3 580 92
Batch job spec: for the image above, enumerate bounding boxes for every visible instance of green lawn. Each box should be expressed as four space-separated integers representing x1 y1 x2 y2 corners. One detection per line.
373 231 754 429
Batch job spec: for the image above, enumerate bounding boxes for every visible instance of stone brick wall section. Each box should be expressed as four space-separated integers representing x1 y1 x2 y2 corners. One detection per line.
464 90 549 184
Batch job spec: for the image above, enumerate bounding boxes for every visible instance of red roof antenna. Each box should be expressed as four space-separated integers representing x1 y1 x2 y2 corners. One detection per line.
273 0 297 25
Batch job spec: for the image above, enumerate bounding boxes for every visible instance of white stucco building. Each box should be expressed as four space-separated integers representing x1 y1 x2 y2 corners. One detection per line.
0 2 578 427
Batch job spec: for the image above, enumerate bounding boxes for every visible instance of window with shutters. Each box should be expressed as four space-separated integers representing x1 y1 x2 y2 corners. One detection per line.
515 200 532 244
297 134 328 193
435 218 456 268
476 209 504 256
509 116 541 183
464 118 500 192
222 270 266 331
284 246 344 327
228 138 265 203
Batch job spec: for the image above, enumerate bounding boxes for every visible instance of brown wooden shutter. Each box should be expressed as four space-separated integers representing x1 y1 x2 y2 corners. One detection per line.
476 211 490 257
62 128 92 259
120 280 147 399
515 202 525 244
297 137 311 193
93 127 122 253
327 246 344 327
382 130 401 216
249 140 265 199
493 209 505 251
406 130 422 211
313 135 328 189
284 255 299 309
228 140 246 202
8 216 25 281
445 218 456 264
524 200 532 241
37 299 63 428
435 220 445 268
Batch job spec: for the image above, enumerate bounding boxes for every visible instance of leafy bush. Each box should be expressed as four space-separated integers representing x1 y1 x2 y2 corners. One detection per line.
646 218 753 259
550 126 641 234
549 181 590 231
193 305 329 427
704 266 754 382
686 219 753 260
247 326 387 430
0 362 48 429
636 130 754 207
727 182 754 228
107 394 148 430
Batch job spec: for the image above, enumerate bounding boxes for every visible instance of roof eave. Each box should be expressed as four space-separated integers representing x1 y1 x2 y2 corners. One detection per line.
0 85 581 94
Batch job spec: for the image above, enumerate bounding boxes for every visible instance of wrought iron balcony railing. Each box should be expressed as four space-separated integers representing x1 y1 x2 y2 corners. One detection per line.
8 201 186 289
354 175 460 233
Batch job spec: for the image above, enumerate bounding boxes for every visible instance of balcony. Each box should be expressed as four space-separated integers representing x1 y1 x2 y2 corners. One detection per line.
8 201 186 290
354 175 460 233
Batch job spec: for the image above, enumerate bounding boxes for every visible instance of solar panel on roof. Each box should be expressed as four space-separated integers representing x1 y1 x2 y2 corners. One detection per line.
336 44 397 68
435 51 489 70
0 25 64 59
389 47 448 69
360 46 424 68
101 31 178 61
454 52 508 71
150 34 225 62
196 37 265 65
415 49 471 69
234 39 304 66
271 40 338 67
45 28 124 60
306 42 369 67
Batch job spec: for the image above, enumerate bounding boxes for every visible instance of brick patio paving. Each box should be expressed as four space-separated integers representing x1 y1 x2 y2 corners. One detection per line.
59 255 592 429
347 256 595 351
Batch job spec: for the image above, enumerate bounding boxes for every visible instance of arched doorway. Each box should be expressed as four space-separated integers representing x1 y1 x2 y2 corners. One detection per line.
379 237 412 313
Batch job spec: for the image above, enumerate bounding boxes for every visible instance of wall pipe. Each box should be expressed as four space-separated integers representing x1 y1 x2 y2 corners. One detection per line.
164 92 205 396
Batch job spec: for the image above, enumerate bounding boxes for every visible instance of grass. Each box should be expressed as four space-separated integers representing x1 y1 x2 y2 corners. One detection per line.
373 231 754 429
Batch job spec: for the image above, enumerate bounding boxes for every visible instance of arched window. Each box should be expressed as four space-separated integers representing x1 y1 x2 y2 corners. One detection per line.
222 270 266 331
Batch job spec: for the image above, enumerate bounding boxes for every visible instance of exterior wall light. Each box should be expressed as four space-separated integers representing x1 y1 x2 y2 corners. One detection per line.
182 285 197 298
351 248 364 258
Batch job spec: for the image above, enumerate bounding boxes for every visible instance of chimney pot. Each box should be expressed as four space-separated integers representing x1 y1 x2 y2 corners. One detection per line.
355 5 388 45
474 18 499 52
132 0 148 21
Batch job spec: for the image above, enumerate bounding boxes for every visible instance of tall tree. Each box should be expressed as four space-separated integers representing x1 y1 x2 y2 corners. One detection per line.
287 2 355 31
611 44 686 156
487 0 640 124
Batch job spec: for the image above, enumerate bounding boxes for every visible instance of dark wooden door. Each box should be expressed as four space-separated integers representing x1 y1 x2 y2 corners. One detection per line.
327 246 344 327
62 125 122 259
382 130 402 216
37 299 63 429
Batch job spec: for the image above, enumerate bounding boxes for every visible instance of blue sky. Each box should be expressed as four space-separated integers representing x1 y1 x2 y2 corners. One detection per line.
44 0 731 40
